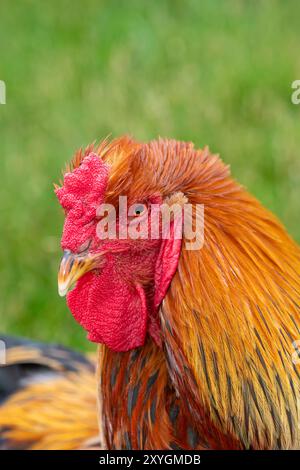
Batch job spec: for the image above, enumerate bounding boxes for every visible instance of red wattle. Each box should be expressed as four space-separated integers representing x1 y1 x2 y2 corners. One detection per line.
66 261 148 352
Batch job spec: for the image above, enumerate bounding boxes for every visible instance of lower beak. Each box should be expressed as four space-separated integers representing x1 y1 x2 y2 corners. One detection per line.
58 249 98 297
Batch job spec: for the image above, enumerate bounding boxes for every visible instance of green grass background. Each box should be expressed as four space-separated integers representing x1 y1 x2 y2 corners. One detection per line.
1 0 300 351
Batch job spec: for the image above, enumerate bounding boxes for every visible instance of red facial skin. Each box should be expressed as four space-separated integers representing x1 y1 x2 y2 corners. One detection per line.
56 154 181 352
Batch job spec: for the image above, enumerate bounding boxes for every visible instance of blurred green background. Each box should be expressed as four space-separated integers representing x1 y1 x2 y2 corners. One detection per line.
1 0 300 351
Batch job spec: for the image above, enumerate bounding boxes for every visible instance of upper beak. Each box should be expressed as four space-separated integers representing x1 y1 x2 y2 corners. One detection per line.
58 249 98 297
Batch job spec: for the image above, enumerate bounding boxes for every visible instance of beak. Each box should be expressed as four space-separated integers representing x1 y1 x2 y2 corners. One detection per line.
58 249 98 297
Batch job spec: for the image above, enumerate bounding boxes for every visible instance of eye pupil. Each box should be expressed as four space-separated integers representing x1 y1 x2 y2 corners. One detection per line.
134 204 144 216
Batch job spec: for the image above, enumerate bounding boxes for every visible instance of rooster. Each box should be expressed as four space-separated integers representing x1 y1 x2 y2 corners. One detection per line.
1 136 300 449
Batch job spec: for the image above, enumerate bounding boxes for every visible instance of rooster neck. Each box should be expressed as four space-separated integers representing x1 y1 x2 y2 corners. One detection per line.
98 340 218 450
159 185 300 449
98 341 172 449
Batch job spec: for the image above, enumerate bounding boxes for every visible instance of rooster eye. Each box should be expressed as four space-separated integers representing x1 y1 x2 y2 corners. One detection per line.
133 204 146 216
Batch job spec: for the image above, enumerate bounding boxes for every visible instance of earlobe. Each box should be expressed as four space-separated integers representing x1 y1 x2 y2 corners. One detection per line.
148 219 182 347
154 218 183 311
154 239 182 311
153 193 186 312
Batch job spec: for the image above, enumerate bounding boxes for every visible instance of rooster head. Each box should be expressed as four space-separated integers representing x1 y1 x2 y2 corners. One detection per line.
55 137 205 352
